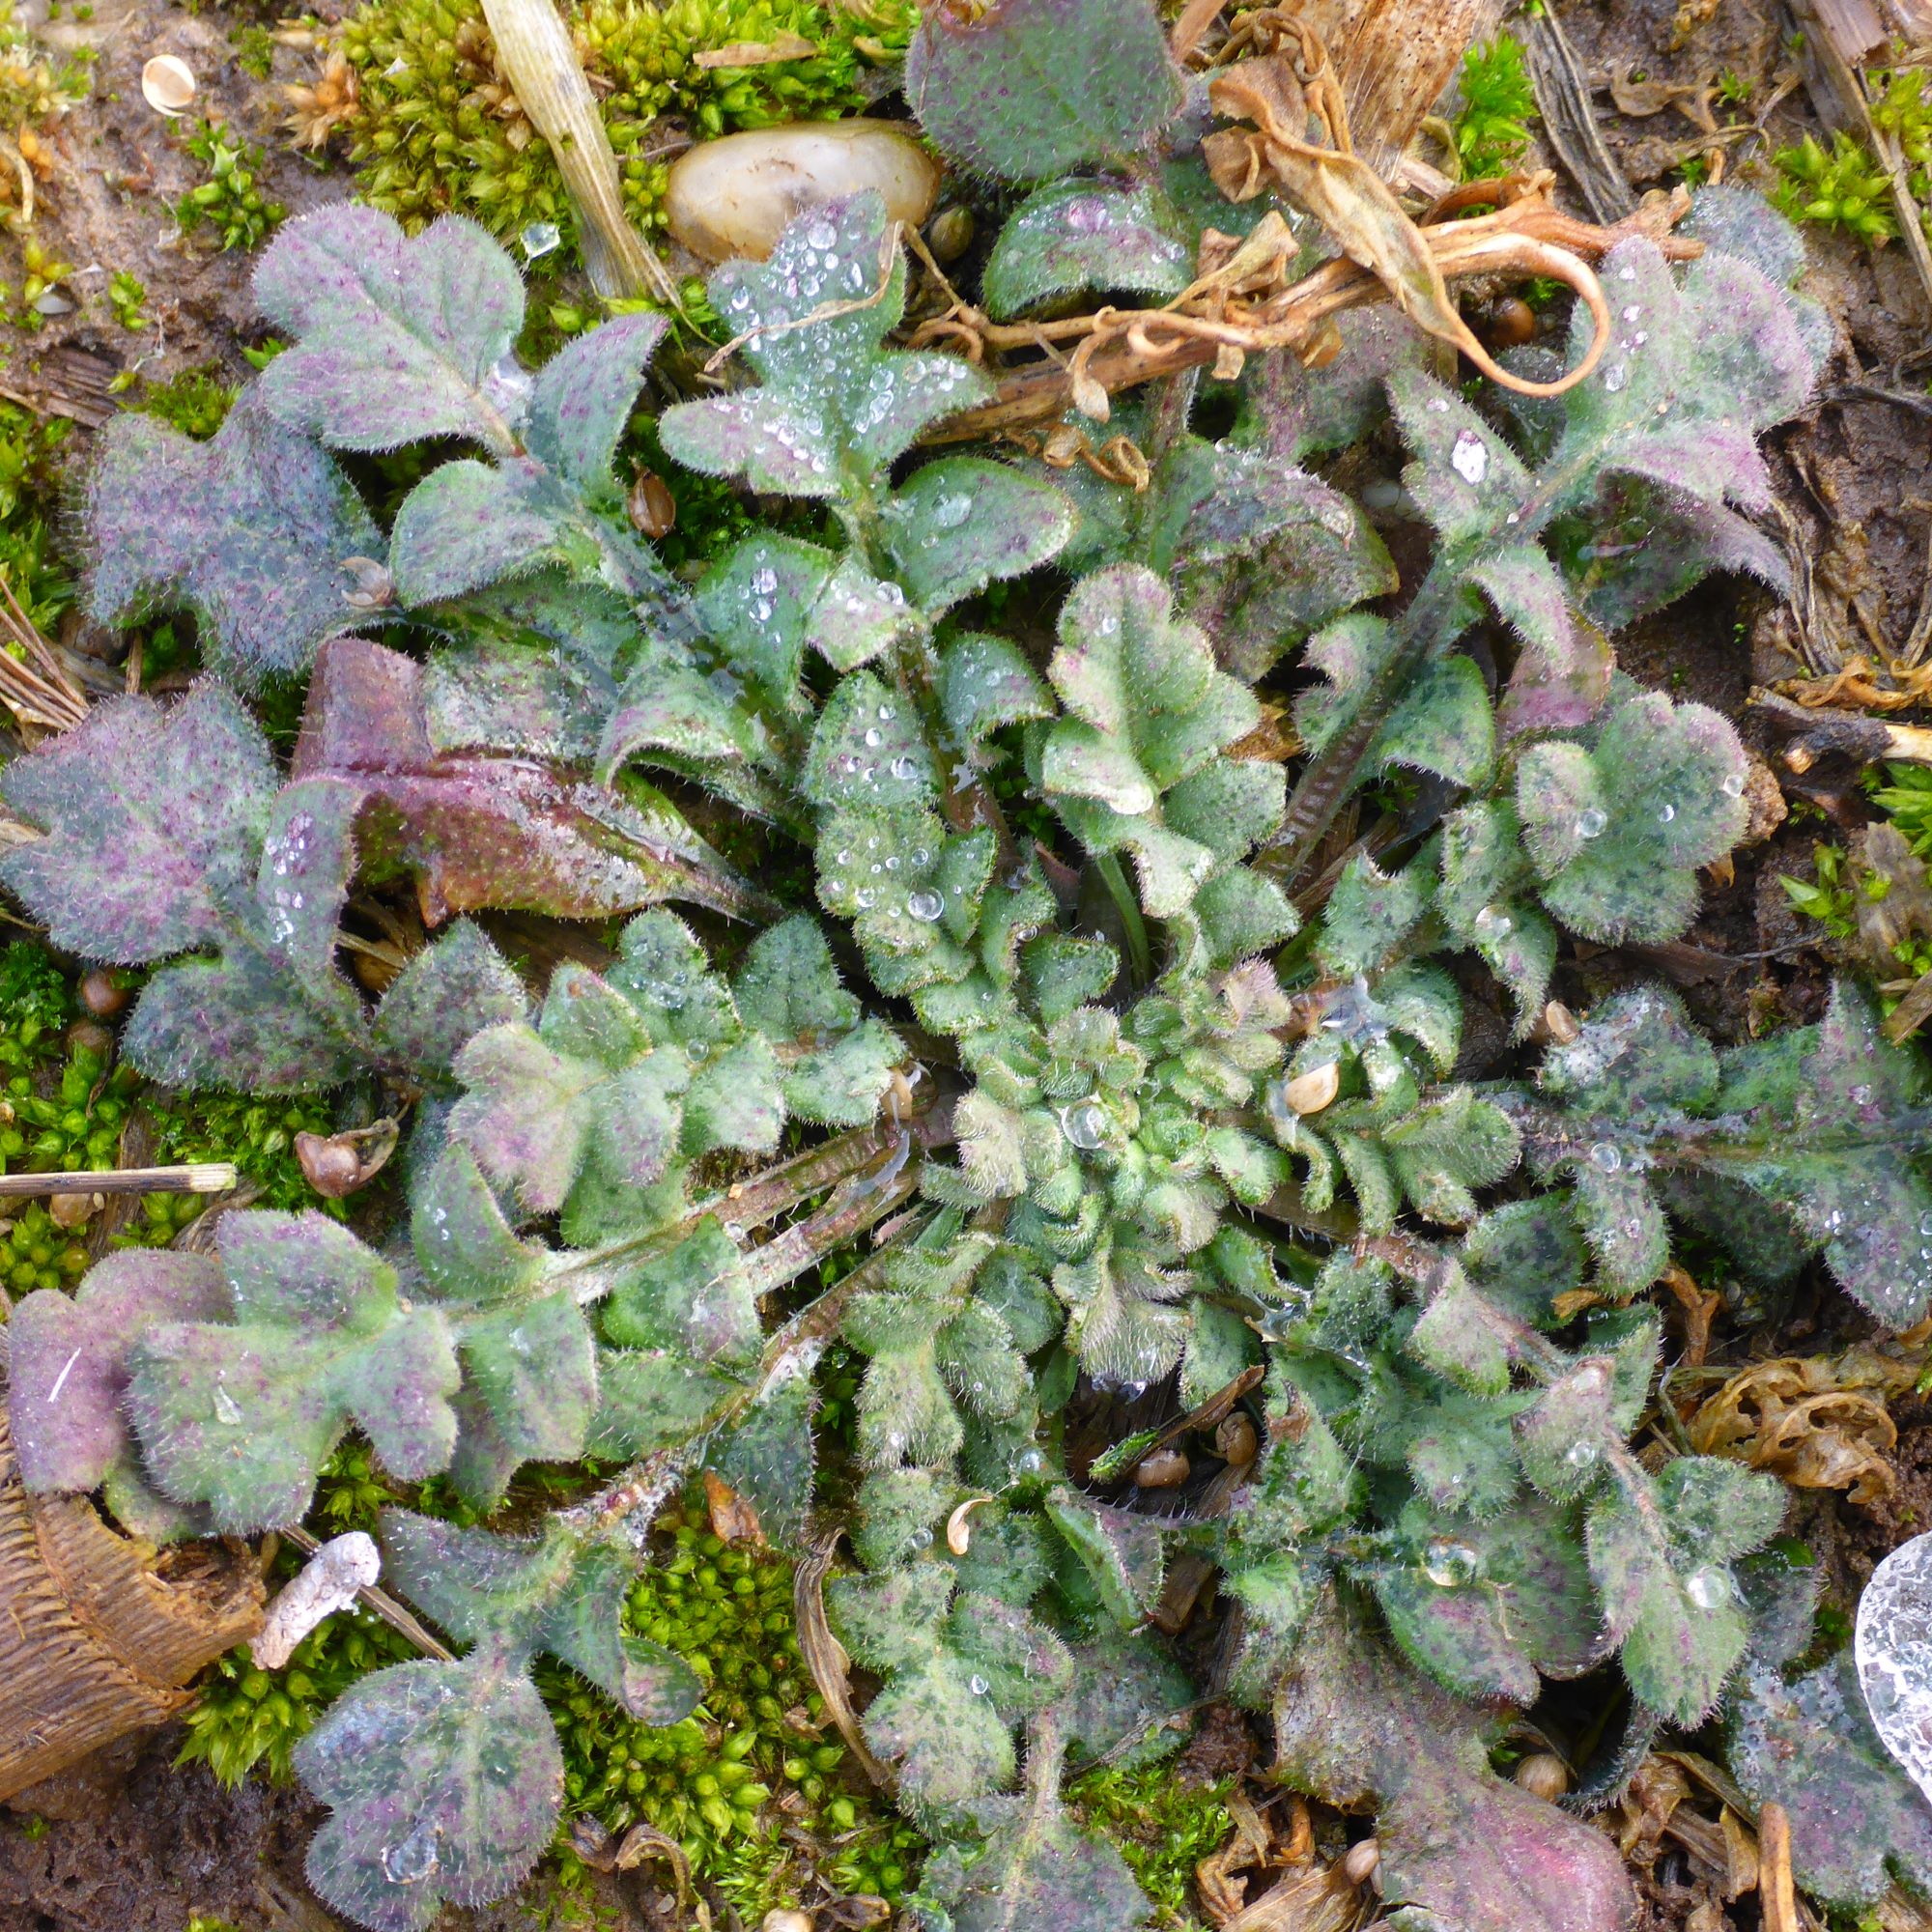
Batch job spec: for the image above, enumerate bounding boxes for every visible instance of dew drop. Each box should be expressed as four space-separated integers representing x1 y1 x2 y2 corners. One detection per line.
907 889 945 923
750 564 779 596
1720 771 1746 799
1059 1100 1107 1150
1422 1538 1481 1588
520 220 561 259
1604 364 1629 394
889 754 919 781
864 727 882 749
1472 904 1513 940
1576 807 1608 839
1451 430 1489 483
212 1384 243 1426
855 887 876 909
932 493 973 530
969 1674 990 1696
1685 1566 1730 1609
1564 1439 1600 1470
381 1823 440 1885
1588 1141 1622 1174
1016 1446 1045 1475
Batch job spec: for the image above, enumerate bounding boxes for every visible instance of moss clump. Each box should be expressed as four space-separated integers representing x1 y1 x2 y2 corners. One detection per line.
1774 130 1897 244
1452 35 1536 181
0 399 75 636
175 118 287 251
178 1611 421 1785
1067 1764 1236 1930
338 0 915 255
136 1089 344 1243
140 366 240 440
547 1504 923 1918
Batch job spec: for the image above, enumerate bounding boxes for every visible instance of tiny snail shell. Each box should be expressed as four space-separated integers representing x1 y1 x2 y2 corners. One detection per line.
141 54 198 116
666 121 941 264
1212 1410 1258 1467
1514 1752 1571 1802
1342 1838 1380 1887
1280 1060 1340 1117
1132 1446 1190 1489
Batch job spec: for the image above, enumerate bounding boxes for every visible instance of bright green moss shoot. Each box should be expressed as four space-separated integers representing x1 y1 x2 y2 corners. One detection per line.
1067 1765 1236 1931
339 0 916 257
1453 35 1536 182
547 1505 923 1916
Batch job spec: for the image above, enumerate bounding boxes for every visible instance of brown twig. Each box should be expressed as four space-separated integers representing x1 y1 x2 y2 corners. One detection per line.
0 571 87 735
913 181 1689 443
1758 1802 1802 1932
0 1162 238 1198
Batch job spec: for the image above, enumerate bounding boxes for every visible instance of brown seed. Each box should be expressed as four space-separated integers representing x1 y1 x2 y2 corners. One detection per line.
759 1912 813 1932
1279 1060 1340 1117
947 1494 992 1554
628 469 677 538
1342 1837 1379 1886
1487 297 1537 348
296 1120 399 1200
925 203 976 264
48 1190 98 1229
1514 1752 1571 1802
1132 1446 1190 1489
79 968 130 1019
1542 1000 1579 1045
1212 1410 1258 1467
67 1020 114 1058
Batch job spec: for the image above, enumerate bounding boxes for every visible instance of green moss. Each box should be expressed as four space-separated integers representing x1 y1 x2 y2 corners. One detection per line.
175 118 287 251
1453 35 1536 182
338 0 915 257
1774 130 1897 245
1067 1764 1235 1931
0 0 92 128
141 365 240 440
177 1607 420 1785
1871 762 1932 861
546 1502 923 1918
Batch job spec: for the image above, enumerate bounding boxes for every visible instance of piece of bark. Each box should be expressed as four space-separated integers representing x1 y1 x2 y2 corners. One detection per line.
1523 1 1632 223
0 1406 264 1799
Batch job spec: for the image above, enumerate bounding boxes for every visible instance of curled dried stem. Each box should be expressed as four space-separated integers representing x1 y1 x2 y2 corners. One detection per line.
913 180 1690 444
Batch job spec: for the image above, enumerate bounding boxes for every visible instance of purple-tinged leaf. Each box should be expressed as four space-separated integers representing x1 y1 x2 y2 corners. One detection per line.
83 395 379 682
595 636 762 778
523 310 667 490
1771 980 1932 1328
540 1544 703 1722
1388 370 1534 550
1 680 274 962
1728 1655 1932 1908
254 206 527 455
380 1512 703 1722
1573 484 1790 634
1473 543 1611 738
697 535 916 703
296 1656 562 1932
8 1251 228 1494
659 194 991 499
296 637 759 923
981 180 1191 319
422 574 636 766
1271 1590 1637 1932
3 683 371 1091
370 921 529 1087
880 457 1073 614
126 1211 462 1530
907 0 1184 182
1045 1487 1164 1626
449 1291 598 1509
387 459 569 608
